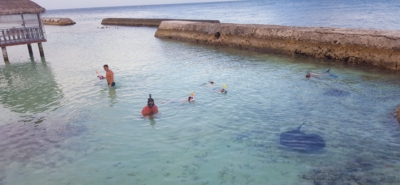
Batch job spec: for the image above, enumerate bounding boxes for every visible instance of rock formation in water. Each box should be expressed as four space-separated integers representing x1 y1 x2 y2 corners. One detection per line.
42 17 76 25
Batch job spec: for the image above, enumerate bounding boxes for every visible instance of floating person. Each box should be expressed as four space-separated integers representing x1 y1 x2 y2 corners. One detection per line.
279 123 325 152
97 64 115 87
202 81 227 93
214 84 227 94
160 92 195 104
142 94 159 116
306 68 337 78
188 92 195 102
201 81 215 86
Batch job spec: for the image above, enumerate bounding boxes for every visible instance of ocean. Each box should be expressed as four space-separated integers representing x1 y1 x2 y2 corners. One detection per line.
1 0 400 185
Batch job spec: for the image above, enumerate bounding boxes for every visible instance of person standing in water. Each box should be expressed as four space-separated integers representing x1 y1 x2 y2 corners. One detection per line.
103 64 115 87
142 94 159 116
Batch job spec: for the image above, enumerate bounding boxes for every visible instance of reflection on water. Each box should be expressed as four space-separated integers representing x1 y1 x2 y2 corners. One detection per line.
148 116 156 128
0 61 63 114
108 87 117 107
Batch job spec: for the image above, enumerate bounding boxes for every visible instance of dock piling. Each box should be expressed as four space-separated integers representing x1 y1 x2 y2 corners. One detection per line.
2 47 9 63
38 42 44 58
27 44 34 58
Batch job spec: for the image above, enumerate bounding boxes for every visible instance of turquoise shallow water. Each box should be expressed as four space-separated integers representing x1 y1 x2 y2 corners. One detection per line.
1 1 400 185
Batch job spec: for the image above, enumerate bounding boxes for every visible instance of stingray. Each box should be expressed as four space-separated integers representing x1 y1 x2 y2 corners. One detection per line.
280 123 325 152
324 88 350 97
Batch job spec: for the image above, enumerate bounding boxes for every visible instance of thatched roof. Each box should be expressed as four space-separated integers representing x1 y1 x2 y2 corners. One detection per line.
0 0 45 15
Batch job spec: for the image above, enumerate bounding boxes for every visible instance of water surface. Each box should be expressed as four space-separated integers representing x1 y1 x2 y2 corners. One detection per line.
1 1 400 185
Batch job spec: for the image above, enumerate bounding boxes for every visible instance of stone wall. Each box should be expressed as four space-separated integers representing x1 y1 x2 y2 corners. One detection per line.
155 21 400 70
101 18 220 27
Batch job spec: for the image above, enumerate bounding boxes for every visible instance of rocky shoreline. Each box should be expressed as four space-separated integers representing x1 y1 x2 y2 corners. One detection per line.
155 21 400 70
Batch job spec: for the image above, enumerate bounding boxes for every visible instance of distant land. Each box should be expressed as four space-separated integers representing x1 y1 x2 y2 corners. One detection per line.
35 0 234 10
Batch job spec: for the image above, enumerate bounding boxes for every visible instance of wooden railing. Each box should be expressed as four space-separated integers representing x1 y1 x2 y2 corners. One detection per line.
0 26 46 46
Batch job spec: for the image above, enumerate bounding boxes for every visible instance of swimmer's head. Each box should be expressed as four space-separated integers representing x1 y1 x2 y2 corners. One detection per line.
188 92 195 102
209 81 214 85
148 94 155 108
220 89 227 94
306 72 311 78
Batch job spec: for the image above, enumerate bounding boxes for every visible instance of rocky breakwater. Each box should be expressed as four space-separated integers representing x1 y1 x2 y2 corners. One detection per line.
155 21 400 70
101 18 220 27
42 17 76 26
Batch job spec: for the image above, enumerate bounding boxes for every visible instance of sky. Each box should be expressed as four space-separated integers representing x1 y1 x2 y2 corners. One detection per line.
33 0 233 10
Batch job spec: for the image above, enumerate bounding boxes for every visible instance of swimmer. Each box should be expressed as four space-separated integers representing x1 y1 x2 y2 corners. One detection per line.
305 72 324 78
161 92 195 104
306 69 334 78
188 92 195 102
142 94 158 116
219 88 227 94
201 81 214 86
215 84 227 94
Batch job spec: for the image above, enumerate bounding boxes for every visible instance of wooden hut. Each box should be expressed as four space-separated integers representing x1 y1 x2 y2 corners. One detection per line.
0 0 46 62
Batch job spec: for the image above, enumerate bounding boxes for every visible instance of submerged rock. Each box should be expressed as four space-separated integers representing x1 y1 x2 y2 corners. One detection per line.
323 89 350 97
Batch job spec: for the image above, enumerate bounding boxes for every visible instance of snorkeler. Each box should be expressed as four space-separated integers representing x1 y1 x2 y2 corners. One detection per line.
306 69 336 78
142 94 159 116
305 72 324 78
201 81 214 86
219 88 227 93
188 92 195 102
215 84 228 94
161 92 195 104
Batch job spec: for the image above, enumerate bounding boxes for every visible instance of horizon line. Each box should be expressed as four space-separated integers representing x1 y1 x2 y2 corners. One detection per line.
44 0 237 11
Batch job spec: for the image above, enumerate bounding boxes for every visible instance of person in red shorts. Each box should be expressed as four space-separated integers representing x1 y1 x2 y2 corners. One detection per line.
142 94 158 116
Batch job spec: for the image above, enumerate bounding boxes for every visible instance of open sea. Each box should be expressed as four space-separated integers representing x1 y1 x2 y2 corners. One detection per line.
1 0 400 185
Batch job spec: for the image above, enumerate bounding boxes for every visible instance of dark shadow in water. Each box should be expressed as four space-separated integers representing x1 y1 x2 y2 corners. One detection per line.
0 60 63 114
0 117 87 184
323 88 350 97
300 154 400 185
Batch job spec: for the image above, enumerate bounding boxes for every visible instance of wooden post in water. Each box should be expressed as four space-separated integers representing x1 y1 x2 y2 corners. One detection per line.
38 42 44 57
27 44 34 58
2 47 9 62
